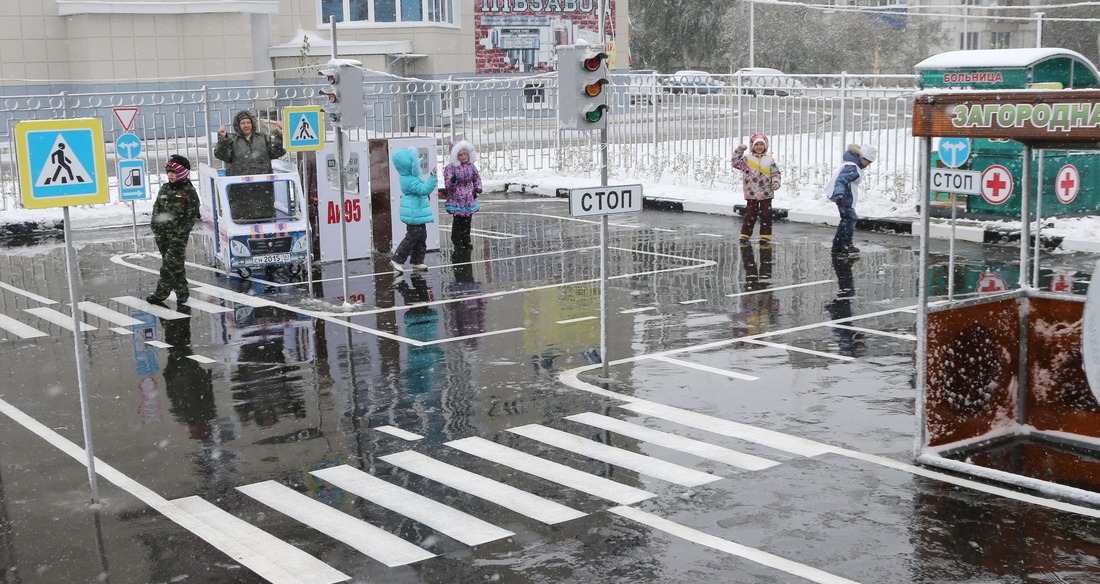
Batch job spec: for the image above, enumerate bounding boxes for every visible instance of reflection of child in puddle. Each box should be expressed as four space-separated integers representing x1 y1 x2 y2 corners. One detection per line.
447 248 486 343
826 254 861 357
732 241 778 339
396 273 444 396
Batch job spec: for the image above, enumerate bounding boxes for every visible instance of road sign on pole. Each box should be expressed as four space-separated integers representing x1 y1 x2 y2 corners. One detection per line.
283 105 325 152
113 107 139 132
16 118 109 209
930 168 981 195
568 184 643 217
118 159 148 201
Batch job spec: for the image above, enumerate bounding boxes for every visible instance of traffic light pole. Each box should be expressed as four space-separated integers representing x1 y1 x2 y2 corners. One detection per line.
599 0 610 378
327 16 353 305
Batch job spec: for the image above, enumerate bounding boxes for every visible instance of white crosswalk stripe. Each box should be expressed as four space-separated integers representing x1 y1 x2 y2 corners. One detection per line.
507 423 722 487
172 496 350 584
111 295 191 320
311 464 514 546
237 480 436 567
564 412 780 471
24 306 96 332
0 313 48 339
445 436 656 505
76 301 145 326
380 450 587 525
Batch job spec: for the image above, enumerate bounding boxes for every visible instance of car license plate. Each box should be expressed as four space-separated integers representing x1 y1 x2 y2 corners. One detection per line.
251 253 293 265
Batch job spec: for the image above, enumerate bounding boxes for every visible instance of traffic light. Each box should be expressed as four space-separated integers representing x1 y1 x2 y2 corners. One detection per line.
557 44 609 130
317 59 364 127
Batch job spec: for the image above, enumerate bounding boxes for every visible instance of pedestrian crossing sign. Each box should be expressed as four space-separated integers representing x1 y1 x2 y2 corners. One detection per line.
16 118 109 209
283 106 325 152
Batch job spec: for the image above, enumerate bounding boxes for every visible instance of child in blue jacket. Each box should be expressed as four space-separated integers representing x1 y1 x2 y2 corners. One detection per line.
390 148 439 272
826 143 876 255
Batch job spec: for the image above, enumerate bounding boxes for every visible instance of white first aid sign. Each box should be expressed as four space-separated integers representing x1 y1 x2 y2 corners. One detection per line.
569 184 643 217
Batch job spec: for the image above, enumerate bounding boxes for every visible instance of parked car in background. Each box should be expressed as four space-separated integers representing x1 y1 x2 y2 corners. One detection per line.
732 67 807 96
662 70 724 95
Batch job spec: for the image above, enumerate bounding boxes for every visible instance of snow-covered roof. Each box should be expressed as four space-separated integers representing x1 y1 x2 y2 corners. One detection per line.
915 48 1096 71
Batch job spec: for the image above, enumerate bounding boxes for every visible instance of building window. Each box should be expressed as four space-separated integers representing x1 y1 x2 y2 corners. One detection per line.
319 0 452 24
960 32 979 50
990 32 1011 49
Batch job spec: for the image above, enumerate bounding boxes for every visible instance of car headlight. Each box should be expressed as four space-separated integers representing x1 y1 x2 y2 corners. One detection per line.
291 235 307 254
231 239 251 257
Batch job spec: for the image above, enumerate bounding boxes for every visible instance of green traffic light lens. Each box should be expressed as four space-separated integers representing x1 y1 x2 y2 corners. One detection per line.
585 109 603 123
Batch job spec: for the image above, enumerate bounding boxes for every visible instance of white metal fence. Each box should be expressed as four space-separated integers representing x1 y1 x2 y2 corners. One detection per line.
0 72 921 213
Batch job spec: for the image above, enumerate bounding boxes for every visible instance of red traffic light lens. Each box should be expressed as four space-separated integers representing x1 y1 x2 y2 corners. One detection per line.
583 53 607 71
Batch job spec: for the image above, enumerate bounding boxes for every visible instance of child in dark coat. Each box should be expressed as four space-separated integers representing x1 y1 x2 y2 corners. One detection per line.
148 154 200 306
443 140 483 250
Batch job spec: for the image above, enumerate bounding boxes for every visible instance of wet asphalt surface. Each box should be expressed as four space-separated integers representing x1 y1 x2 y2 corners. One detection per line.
1 193 1099 584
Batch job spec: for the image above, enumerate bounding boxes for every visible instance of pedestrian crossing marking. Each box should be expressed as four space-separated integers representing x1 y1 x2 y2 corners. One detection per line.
182 296 233 314
24 307 96 332
145 340 171 349
0 313 48 339
76 301 145 326
171 496 350 584
380 451 587 525
564 412 780 471
111 295 191 320
445 436 656 505
311 465 515 547
191 285 274 308
0 281 57 305
237 480 436 567
619 401 833 457
375 425 423 441
110 327 134 335
507 424 721 487
187 354 217 364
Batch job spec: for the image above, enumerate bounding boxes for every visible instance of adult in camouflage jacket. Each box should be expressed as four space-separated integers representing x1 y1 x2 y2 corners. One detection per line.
148 155 201 306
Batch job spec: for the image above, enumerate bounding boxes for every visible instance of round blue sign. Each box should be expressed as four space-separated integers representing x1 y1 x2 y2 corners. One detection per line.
114 133 142 160
937 137 970 169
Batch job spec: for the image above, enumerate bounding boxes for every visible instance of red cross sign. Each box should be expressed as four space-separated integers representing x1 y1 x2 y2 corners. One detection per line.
976 271 1008 294
1055 164 1080 204
980 165 1013 205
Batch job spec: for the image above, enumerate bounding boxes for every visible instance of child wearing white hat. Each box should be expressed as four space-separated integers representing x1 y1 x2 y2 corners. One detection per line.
825 143 876 255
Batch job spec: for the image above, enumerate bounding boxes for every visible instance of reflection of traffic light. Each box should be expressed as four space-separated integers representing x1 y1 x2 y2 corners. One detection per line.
557 44 609 130
317 59 364 127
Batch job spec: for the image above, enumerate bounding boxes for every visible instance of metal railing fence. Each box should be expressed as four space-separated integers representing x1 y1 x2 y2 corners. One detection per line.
0 72 921 213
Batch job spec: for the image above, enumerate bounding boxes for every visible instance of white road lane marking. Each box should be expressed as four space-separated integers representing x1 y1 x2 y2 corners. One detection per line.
171 496 350 584
564 412 779 471
0 313 48 339
621 306 658 314
111 296 191 320
182 296 234 314
76 301 144 326
446 436 655 505
828 324 916 341
375 425 423 441
186 354 217 364
380 451 586 525
610 506 864 584
726 279 834 298
310 465 514 547
24 306 96 332
508 424 721 487
740 339 855 362
0 280 57 305
145 340 171 348
649 355 759 381
557 316 598 324
237 480 436 567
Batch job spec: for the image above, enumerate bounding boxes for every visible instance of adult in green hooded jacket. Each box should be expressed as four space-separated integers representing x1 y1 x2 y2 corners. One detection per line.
214 110 285 220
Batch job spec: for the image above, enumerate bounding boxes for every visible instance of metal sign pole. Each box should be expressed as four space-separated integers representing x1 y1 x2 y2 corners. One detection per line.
63 207 100 503
329 16 352 305
130 200 139 254
598 0 610 378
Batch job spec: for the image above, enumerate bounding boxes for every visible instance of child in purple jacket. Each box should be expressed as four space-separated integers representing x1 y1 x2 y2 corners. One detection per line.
443 140 483 250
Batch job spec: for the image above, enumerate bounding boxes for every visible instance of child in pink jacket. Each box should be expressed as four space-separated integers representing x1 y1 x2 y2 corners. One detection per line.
731 133 782 244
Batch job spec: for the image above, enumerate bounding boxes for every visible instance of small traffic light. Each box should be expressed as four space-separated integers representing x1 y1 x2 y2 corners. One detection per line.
557 44 609 131
317 59 364 127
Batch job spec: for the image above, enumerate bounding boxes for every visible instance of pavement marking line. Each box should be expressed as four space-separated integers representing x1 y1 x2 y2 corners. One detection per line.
110 326 134 336
0 281 57 305
741 339 856 362
75 301 145 326
111 295 191 320
651 227 676 232
375 425 423 441
182 296 234 314
310 465 515 547
171 496 350 584
678 298 708 305
186 354 217 364
698 233 724 237
507 424 722 488
557 316 598 324
191 285 274 308
609 506 863 584
619 401 834 457
828 324 916 341
0 396 314 584
621 306 658 314
380 451 587 525
24 307 96 332
649 355 759 381
726 279 834 298
0 313 49 339
145 340 172 348
445 436 655 505
564 412 779 471
237 480 437 567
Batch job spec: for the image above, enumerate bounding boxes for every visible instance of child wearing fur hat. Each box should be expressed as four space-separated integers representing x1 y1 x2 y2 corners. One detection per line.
826 143 877 255
443 140 483 250
731 133 782 244
147 154 200 306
